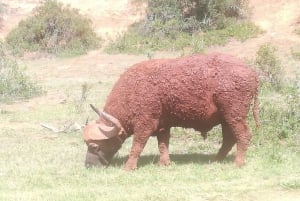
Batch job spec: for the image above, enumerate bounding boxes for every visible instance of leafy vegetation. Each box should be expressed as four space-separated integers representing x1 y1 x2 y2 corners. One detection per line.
0 41 43 102
291 47 300 60
106 0 260 54
6 0 100 56
254 43 283 91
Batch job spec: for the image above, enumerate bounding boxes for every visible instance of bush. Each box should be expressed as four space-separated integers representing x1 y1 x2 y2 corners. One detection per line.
106 0 259 54
255 80 300 144
6 0 100 56
291 47 300 60
0 42 43 102
106 20 260 54
136 0 250 36
255 43 283 91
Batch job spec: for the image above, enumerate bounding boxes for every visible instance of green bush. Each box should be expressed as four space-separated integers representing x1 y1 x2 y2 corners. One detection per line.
6 0 100 56
107 0 259 54
291 47 300 60
255 80 300 145
137 0 250 36
0 42 43 102
106 20 259 54
255 43 283 91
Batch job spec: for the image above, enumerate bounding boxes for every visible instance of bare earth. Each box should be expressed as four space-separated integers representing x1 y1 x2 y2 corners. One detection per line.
0 1 299 199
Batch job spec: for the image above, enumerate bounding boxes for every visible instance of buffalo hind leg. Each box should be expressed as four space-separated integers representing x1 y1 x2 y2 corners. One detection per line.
232 120 252 167
157 129 171 166
215 123 236 162
215 120 252 167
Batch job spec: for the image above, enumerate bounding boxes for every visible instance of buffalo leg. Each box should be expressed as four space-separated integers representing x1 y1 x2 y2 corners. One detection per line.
124 133 150 171
215 123 236 162
232 120 252 167
124 120 158 171
157 129 171 166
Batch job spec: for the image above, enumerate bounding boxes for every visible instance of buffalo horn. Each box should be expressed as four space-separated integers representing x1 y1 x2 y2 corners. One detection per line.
90 104 101 116
98 123 118 138
100 111 122 130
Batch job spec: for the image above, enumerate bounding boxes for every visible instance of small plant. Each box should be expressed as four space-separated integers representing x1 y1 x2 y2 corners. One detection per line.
6 0 100 56
0 41 43 102
291 47 300 60
255 43 283 91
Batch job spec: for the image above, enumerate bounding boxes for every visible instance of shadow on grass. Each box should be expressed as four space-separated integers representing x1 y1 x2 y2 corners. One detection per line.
110 153 235 168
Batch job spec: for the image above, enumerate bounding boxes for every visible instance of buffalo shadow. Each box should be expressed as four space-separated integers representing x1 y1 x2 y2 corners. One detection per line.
110 153 235 168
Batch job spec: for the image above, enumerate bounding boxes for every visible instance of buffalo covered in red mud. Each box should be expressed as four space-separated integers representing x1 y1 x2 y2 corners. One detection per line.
83 53 259 170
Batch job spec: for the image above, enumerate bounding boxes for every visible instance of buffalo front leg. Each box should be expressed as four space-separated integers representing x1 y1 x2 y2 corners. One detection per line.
215 123 236 162
124 133 150 171
124 119 160 171
157 129 171 166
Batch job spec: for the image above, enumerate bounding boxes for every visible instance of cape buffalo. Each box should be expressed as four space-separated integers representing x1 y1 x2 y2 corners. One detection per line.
83 53 259 170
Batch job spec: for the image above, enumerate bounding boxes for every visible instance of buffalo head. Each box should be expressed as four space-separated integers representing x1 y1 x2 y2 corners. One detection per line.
83 104 124 168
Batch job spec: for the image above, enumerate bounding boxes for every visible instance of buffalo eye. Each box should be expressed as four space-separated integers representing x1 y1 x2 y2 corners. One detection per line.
88 143 99 152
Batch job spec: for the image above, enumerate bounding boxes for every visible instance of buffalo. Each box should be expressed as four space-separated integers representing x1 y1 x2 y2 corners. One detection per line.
83 53 259 170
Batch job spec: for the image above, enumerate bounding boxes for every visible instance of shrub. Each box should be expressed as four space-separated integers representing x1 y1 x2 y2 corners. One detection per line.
136 0 250 36
291 47 300 60
6 0 100 56
255 79 300 144
0 42 43 102
255 43 283 91
106 20 260 54
106 0 259 54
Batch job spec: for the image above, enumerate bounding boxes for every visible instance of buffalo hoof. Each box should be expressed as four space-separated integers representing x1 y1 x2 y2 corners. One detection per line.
158 158 171 166
235 158 245 167
123 163 137 171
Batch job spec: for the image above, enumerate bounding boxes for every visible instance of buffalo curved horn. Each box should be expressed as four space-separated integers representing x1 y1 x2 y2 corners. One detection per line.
100 111 122 130
90 104 101 116
89 104 123 138
98 122 118 138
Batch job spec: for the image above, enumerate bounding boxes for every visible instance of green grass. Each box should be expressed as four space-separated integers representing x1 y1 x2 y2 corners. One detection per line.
105 21 261 54
0 45 299 200
1 66 299 201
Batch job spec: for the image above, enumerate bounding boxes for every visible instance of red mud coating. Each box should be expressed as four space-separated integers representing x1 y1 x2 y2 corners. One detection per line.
99 53 259 170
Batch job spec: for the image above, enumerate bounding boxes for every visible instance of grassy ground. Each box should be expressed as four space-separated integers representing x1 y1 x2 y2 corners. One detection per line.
0 53 299 201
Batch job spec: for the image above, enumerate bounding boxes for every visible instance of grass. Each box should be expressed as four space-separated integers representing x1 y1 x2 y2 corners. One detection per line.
1 52 300 201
